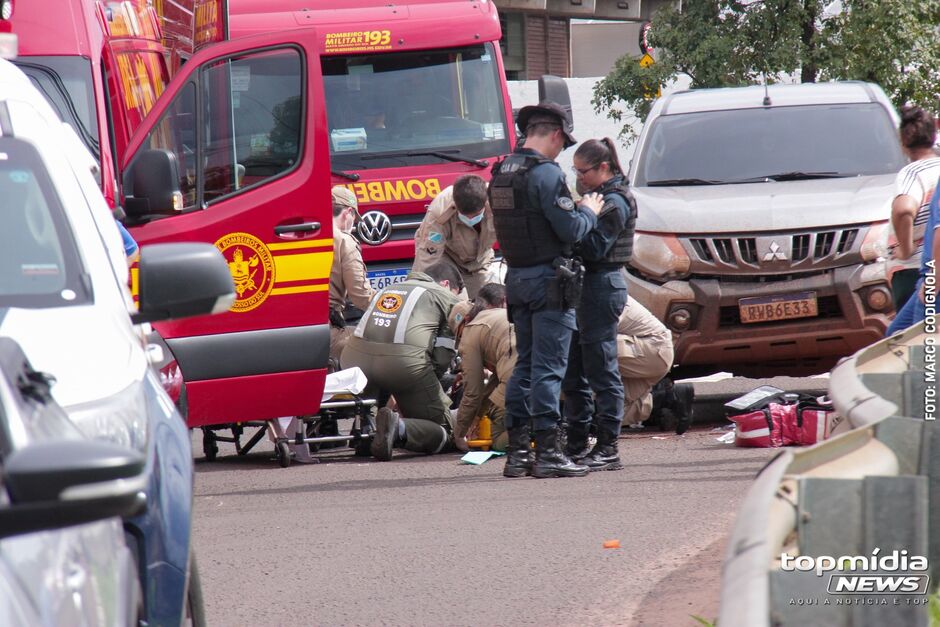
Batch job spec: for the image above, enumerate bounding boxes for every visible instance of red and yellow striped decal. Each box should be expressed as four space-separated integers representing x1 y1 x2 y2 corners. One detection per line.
130 236 334 310
268 237 333 296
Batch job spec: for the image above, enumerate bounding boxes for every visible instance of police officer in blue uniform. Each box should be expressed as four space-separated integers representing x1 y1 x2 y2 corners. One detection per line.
489 97 604 479
562 138 637 471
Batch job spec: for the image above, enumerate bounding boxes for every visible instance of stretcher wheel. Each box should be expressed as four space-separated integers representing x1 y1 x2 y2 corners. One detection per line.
202 431 218 461
275 440 291 468
353 440 372 457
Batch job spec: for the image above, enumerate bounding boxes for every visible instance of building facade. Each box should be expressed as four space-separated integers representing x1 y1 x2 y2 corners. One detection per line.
495 0 668 79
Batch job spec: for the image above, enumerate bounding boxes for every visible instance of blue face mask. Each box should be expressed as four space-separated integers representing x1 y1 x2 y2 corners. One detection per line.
458 211 485 227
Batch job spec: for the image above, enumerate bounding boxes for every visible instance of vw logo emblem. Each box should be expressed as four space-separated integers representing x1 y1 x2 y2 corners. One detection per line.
357 210 392 246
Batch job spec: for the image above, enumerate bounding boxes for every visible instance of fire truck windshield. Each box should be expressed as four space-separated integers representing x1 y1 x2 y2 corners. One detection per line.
15 57 100 164
322 43 509 171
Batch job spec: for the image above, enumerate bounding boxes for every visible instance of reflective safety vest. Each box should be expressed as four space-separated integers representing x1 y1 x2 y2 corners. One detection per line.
353 275 457 355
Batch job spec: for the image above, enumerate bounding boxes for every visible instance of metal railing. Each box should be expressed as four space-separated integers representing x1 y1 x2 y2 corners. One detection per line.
718 321 935 627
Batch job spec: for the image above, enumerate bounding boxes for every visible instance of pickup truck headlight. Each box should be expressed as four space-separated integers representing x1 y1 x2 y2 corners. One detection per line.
860 220 888 262
631 232 692 280
66 381 149 452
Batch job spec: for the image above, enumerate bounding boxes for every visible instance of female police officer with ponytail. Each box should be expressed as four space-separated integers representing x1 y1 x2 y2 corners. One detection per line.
562 137 637 471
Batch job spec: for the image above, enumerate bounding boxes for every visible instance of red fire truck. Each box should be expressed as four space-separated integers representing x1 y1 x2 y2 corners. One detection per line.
9 0 514 434
9 0 225 210
128 0 514 430
228 0 515 290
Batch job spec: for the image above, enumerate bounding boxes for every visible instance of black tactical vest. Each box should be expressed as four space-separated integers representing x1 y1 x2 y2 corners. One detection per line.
489 153 568 267
595 177 637 266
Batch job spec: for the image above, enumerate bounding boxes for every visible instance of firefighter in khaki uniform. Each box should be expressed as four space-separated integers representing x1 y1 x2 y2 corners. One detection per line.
413 174 496 299
447 283 513 453
616 297 694 434
341 262 462 461
329 186 375 367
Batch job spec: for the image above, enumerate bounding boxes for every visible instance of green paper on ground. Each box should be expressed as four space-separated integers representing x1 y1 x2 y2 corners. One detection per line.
460 451 506 465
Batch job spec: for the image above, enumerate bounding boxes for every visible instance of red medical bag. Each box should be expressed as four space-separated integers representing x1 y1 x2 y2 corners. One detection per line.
727 388 836 448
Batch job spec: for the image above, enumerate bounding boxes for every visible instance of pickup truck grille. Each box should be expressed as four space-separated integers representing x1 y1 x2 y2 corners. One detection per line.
683 226 866 275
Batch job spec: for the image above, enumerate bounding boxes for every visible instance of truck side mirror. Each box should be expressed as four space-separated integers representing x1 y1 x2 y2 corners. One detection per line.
131 243 236 324
0 439 147 539
124 149 183 220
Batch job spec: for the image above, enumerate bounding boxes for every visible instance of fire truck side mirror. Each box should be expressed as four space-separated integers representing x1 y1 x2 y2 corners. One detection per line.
123 149 183 220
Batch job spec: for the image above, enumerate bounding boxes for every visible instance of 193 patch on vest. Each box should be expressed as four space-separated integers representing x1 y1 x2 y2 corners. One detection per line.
377 293 404 313
557 197 575 211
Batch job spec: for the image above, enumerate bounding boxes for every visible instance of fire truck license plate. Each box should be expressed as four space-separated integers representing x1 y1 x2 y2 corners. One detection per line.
368 268 409 290
738 291 818 324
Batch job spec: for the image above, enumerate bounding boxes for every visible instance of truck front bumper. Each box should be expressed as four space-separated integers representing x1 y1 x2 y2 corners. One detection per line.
627 263 893 377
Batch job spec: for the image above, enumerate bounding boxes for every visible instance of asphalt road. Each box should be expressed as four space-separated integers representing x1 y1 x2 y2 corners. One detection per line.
190 375 827 626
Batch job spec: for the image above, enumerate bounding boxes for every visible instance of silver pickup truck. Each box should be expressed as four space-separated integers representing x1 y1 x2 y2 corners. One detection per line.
626 82 907 378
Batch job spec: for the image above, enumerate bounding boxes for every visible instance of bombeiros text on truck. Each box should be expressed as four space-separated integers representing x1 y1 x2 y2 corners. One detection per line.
228 0 516 290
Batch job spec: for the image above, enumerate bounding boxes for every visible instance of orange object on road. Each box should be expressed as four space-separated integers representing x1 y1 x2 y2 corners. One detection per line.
603 540 621 549
478 415 492 440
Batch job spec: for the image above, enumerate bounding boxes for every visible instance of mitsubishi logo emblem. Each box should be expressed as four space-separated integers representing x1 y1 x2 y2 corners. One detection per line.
763 241 788 262
357 210 392 246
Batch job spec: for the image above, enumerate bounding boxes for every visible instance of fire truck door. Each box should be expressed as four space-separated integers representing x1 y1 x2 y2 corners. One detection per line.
123 32 333 427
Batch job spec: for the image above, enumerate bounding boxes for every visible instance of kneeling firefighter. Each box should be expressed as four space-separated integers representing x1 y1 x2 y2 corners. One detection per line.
341 262 462 461
447 283 513 453
562 137 637 471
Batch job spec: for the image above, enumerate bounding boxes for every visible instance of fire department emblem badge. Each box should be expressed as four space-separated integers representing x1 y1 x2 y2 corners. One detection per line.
214 232 276 312
377 293 403 314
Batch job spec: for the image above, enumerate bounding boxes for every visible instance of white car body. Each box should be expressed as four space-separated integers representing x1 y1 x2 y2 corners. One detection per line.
0 58 177 625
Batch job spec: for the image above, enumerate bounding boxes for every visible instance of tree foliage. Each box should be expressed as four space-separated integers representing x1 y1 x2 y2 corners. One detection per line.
593 0 940 140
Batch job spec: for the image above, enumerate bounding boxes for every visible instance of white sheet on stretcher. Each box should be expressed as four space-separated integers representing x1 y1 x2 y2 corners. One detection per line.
321 366 368 402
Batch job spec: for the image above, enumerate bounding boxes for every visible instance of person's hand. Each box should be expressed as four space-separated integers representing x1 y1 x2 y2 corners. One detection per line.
454 434 470 452
579 192 604 216
919 281 926 303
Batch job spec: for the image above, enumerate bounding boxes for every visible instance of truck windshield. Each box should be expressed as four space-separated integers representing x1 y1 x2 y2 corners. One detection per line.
0 137 87 308
322 43 509 171
636 103 907 186
15 57 100 162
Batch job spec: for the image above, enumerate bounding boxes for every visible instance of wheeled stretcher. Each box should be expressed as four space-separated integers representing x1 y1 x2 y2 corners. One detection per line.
199 368 376 468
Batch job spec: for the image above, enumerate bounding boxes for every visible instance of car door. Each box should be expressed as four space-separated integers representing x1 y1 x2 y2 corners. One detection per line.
123 31 332 427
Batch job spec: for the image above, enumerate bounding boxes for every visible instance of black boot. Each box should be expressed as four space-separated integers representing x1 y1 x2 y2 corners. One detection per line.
371 407 401 461
502 424 533 478
646 378 676 432
580 430 623 471
671 383 695 435
531 429 589 478
564 422 591 461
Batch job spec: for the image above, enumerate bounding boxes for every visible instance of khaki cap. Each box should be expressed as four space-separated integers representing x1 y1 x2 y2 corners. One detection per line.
331 186 358 210
447 300 474 336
